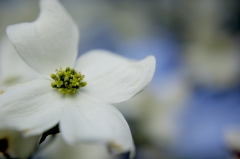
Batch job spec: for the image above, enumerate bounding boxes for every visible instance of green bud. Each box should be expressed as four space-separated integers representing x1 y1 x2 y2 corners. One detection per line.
51 74 57 79
76 73 81 78
81 82 87 87
64 77 69 82
51 83 57 88
70 69 75 74
66 67 70 71
57 71 64 77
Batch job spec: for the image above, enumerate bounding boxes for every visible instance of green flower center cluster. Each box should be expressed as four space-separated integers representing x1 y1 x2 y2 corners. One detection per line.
51 67 87 94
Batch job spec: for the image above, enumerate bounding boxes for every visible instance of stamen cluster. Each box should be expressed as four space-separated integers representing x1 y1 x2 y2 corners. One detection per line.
51 67 87 94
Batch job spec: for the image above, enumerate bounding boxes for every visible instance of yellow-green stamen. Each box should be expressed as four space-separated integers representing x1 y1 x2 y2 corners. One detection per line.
50 67 87 94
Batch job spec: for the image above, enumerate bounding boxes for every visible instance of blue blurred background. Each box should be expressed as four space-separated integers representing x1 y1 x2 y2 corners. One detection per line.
1 0 240 159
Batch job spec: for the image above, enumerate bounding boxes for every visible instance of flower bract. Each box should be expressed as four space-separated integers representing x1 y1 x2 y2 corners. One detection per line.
0 0 156 157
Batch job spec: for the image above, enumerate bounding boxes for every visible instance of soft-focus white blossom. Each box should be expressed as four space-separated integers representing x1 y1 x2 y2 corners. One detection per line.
0 36 41 159
225 128 240 152
35 134 113 159
181 0 240 90
0 129 39 159
115 71 190 148
185 46 240 89
0 0 155 157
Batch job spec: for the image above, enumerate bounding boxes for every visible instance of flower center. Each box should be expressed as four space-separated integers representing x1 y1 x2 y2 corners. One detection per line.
50 67 87 94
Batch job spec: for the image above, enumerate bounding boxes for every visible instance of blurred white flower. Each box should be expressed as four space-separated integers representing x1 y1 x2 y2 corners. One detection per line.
0 129 39 159
181 0 240 90
225 128 240 153
0 37 41 159
0 0 155 157
115 71 190 149
35 134 113 159
185 46 240 89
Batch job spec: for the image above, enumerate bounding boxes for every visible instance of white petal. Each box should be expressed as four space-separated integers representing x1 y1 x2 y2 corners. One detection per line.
6 0 79 77
75 50 156 104
0 130 39 158
60 92 135 157
0 36 40 87
0 79 63 136
36 134 113 159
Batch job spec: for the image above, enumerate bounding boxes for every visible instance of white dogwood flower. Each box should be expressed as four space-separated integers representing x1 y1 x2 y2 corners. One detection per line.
0 0 155 157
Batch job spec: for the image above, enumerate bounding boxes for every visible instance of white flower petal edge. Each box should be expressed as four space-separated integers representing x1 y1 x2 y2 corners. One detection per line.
0 79 63 136
6 0 79 78
60 92 135 158
75 50 156 104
